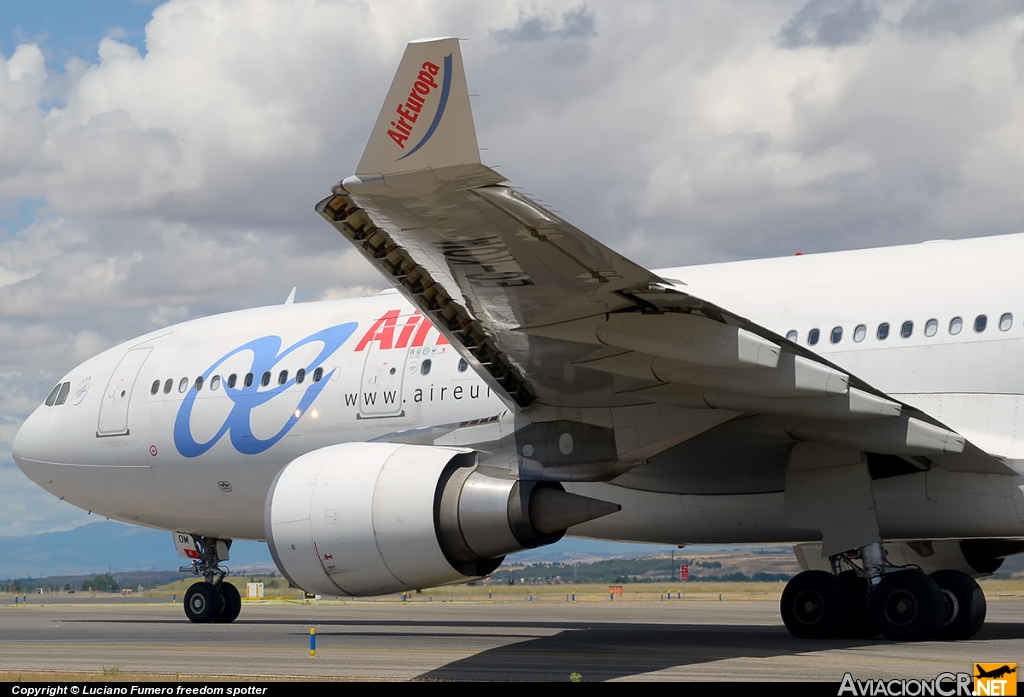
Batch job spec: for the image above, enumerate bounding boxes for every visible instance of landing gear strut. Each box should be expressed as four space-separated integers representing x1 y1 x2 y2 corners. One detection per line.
181 536 239 624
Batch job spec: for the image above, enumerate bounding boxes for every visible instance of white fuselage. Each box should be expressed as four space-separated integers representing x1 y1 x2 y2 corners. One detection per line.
13 234 1024 544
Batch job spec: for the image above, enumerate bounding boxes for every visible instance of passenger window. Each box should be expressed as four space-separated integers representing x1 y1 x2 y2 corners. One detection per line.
458 358 468 373
163 378 173 394
194 376 204 392
45 384 61 407
227 374 237 389
210 375 221 391
877 323 890 340
786 330 798 342
421 359 433 375
278 370 288 386
244 373 254 388
313 367 324 383
830 326 843 344
925 319 938 337
975 315 987 333
900 321 913 339
1000 313 1013 331
807 328 820 346
151 380 160 396
949 317 962 335
261 371 271 387
55 382 71 406
853 325 866 343
296 368 306 384
178 377 189 393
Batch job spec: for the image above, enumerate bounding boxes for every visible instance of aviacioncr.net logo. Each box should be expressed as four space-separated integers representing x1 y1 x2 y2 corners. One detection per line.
839 672 973 696
173 322 357 457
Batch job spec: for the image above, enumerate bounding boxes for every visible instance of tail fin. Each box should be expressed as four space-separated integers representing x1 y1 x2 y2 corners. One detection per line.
355 38 480 176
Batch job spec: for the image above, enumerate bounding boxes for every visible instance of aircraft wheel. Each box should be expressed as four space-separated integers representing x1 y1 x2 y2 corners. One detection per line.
931 570 986 641
184 581 224 624
870 570 944 641
781 570 848 639
837 570 879 639
215 581 242 624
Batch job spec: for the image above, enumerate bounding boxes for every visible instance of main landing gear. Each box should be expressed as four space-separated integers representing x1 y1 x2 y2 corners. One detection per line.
181 536 241 624
781 543 986 642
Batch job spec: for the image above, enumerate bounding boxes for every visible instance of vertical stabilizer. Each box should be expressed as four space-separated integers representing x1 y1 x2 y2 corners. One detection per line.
356 38 479 177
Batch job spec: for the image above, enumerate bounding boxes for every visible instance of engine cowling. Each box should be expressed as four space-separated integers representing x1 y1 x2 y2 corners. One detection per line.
265 442 620 596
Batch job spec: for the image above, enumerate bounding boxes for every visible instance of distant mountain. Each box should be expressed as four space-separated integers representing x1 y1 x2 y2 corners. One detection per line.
0 521 274 579
0 520 760 580
507 538 676 563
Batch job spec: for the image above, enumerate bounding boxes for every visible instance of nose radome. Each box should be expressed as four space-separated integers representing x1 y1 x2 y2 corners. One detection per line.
12 405 46 478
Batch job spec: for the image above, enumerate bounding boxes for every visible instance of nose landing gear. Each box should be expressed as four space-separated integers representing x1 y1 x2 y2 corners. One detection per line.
180 536 240 624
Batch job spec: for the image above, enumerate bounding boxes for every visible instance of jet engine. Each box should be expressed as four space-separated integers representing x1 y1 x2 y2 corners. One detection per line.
265 442 620 596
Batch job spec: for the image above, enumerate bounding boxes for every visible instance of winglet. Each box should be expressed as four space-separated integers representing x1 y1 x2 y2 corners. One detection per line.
355 38 480 177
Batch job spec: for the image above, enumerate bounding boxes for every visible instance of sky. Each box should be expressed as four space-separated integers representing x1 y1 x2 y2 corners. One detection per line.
2 0 1024 536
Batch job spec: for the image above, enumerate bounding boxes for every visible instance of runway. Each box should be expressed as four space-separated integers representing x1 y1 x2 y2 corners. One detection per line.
1 597 1021 681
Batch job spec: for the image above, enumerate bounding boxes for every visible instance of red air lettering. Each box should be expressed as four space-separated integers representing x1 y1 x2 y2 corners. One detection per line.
354 310 400 351
356 310 450 350
396 314 421 348
389 61 441 149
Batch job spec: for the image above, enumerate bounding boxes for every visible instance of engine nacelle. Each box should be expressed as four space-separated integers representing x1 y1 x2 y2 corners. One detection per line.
265 442 619 596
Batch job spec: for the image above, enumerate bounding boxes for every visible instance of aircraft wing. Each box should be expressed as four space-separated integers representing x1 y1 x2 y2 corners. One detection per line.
317 38 1012 477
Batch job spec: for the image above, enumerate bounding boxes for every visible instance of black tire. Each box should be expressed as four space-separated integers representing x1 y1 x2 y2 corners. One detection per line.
837 570 879 639
931 569 986 641
215 581 242 624
184 581 223 624
781 570 849 639
870 570 944 641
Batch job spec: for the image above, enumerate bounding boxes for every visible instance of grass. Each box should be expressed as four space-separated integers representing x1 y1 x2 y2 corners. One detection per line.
13 576 1024 609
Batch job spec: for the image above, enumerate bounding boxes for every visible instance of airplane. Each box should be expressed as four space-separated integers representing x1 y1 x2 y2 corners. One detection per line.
976 666 1017 680
12 37 1024 642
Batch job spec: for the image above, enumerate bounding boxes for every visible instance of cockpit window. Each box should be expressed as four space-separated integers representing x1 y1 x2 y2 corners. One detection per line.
45 384 62 406
54 382 71 406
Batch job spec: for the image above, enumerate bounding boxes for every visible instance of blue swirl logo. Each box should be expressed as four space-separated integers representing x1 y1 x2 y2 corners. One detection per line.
173 322 358 458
